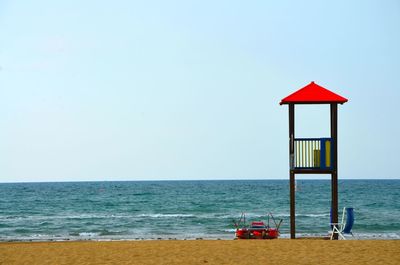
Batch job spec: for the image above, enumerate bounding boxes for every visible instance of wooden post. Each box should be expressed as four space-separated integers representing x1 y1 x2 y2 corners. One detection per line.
331 104 338 240
289 104 296 239
290 172 295 239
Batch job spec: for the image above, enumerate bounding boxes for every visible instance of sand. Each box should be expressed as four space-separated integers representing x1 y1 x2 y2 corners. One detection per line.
1 240 399 265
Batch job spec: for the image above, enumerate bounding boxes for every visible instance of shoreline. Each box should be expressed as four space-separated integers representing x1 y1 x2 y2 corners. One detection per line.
0 232 400 243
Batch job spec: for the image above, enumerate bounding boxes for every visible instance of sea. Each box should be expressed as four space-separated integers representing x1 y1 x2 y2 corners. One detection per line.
0 180 399 241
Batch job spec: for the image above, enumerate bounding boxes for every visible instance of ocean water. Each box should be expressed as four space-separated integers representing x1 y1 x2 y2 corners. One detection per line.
0 180 399 241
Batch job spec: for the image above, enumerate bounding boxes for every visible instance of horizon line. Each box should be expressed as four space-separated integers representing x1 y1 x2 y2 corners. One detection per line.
0 178 399 184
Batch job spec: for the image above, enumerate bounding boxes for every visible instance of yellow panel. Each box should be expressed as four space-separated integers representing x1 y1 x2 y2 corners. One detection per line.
325 140 331 167
313 149 320 167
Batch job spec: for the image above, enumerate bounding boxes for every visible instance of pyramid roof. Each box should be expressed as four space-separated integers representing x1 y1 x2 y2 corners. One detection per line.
280 82 348 105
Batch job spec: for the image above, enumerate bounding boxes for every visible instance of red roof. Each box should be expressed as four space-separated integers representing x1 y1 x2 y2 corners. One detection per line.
280 82 348 105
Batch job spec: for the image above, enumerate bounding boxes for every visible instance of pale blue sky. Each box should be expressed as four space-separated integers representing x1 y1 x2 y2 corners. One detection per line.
1 0 399 182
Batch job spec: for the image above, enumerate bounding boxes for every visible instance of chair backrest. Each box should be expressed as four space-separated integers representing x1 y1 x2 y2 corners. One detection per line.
330 207 344 225
342 207 354 234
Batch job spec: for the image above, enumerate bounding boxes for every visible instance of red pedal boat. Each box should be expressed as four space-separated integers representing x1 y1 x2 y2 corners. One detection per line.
234 213 282 239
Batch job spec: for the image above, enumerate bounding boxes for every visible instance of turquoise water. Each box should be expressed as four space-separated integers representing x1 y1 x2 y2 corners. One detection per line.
0 180 399 241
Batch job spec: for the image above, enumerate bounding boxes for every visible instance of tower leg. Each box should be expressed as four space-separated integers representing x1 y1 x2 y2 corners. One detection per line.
288 104 295 239
290 172 296 239
331 172 338 240
330 104 339 240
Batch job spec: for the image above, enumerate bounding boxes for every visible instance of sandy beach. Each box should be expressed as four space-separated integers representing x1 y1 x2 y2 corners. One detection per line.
1 240 399 265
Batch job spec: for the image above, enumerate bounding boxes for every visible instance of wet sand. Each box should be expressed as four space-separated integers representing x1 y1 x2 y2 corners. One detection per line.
1 240 399 265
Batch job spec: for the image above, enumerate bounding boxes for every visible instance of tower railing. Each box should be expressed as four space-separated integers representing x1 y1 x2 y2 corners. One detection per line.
292 138 333 170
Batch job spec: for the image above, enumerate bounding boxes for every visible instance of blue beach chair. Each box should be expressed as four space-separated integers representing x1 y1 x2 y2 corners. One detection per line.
330 207 355 240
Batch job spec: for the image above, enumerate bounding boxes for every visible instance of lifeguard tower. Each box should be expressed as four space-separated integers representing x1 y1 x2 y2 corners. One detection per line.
280 81 348 239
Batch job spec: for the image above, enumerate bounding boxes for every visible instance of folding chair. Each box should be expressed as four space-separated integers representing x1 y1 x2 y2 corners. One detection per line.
330 207 355 240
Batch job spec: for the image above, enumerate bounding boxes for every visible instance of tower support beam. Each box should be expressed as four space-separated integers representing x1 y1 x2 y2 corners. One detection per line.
289 104 295 239
331 103 338 240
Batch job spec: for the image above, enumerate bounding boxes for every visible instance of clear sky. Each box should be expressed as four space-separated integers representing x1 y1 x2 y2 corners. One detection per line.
1 0 399 182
